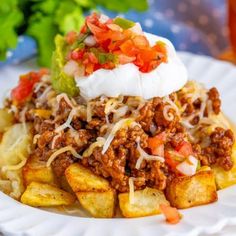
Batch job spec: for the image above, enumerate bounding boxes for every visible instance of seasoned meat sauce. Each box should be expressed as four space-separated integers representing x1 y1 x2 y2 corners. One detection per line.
7 81 235 193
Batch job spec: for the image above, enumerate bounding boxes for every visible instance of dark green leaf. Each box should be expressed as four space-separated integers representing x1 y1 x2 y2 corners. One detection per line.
27 16 57 66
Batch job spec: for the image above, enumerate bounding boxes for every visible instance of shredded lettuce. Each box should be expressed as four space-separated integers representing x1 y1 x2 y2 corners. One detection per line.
51 35 79 97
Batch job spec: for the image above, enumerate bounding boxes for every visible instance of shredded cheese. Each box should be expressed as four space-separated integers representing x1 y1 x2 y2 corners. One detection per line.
128 177 145 204
113 105 129 121
83 137 106 157
55 108 77 133
56 93 75 108
102 118 135 154
128 177 135 205
163 96 180 116
51 133 62 149
37 86 52 102
34 82 46 93
163 105 175 121
135 139 164 169
20 107 27 133
33 134 41 144
46 146 82 167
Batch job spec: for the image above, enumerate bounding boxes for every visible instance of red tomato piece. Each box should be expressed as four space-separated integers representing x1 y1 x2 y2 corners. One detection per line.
11 71 44 103
175 141 193 157
159 204 181 224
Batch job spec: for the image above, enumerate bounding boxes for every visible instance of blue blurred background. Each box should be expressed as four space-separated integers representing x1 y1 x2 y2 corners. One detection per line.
0 0 228 67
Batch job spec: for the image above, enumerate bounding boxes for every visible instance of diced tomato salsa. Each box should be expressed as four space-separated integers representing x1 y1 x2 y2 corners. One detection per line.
65 13 168 76
11 69 48 104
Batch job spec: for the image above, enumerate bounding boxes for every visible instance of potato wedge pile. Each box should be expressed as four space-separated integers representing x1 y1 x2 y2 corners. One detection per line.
65 163 116 218
0 106 236 219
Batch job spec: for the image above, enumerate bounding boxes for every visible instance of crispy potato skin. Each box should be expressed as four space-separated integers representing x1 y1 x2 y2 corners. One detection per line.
165 171 217 209
21 182 75 207
65 163 116 217
0 109 13 133
76 190 116 218
22 156 56 187
119 187 169 218
0 123 32 167
65 163 110 192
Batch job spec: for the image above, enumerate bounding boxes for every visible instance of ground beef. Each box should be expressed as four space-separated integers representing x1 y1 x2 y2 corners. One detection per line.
169 132 186 148
37 131 54 148
51 153 75 177
201 127 234 170
154 102 179 132
82 125 166 192
208 87 221 114
136 100 155 132
9 80 234 195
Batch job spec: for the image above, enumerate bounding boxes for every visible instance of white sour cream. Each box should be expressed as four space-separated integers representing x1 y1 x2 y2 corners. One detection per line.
75 33 188 100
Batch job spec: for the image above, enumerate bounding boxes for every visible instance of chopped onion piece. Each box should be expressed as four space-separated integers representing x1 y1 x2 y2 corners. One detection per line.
99 14 109 24
84 35 96 47
63 60 79 77
176 155 198 176
129 23 143 35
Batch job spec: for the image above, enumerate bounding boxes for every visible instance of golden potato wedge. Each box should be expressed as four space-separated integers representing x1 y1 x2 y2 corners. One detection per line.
65 163 110 192
0 179 12 195
0 123 32 167
21 182 75 207
165 171 217 209
76 189 116 218
23 155 56 186
0 169 25 199
0 109 13 133
119 187 169 218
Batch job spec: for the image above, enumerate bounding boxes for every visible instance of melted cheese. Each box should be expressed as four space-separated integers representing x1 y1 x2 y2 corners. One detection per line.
135 139 164 169
46 146 82 167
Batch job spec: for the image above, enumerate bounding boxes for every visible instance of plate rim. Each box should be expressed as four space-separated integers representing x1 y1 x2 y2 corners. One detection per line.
0 52 236 236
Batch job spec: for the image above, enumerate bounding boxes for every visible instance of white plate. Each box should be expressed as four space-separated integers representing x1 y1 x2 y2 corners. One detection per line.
1 52 236 236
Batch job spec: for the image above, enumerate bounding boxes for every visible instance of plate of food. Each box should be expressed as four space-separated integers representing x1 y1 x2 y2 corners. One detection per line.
0 13 236 236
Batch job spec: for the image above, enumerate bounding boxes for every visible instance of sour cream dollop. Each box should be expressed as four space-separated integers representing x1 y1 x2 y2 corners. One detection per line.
75 33 188 100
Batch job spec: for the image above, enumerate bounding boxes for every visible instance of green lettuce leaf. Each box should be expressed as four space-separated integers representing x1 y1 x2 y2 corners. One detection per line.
55 1 85 34
27 15 57 67
94 0 148 12
51 35 79 97
0 0 23 60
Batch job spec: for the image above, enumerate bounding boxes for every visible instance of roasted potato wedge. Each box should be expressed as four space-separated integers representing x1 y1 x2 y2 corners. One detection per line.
0 123 32 167
65 163 110 192
23 155 56 186
21 182 75 207
0 109 13 133
119 187 169 218
0 169 25 199
165 171 217 209
76 190 116 218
